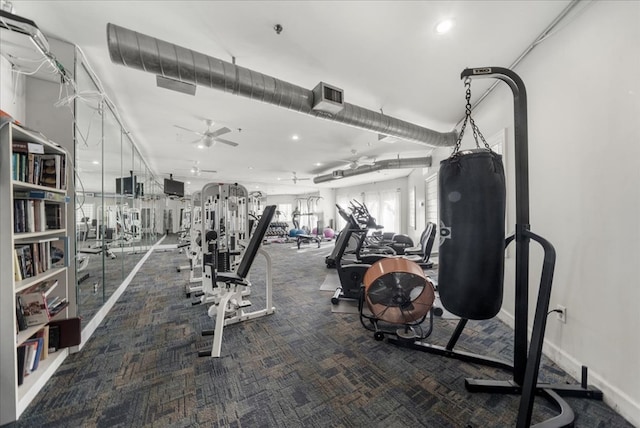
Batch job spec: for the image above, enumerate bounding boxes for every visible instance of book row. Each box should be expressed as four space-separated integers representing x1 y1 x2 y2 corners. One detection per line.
17 328 48 386
14 237 68 282
16 318 82 386
16 279 69 331
13 199 63 234
12 140 67 190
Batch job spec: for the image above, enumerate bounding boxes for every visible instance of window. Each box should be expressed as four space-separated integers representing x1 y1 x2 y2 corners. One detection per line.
276 203 291 222
424 174 438 251
365 189 400 233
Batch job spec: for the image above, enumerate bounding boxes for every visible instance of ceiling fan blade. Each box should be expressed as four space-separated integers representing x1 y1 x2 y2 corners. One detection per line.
200 169 217 173
174 125 205 136
189 138 203 145
209 126 231 138
215 138 239 147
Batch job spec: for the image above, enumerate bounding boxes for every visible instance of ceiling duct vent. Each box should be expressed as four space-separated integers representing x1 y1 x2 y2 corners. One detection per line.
106 23 457 148
312 82 344 115
314 156 431 184
378 134 405 144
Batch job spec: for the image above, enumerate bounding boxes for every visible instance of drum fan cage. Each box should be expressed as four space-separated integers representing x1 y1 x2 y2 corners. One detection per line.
363 258 435 325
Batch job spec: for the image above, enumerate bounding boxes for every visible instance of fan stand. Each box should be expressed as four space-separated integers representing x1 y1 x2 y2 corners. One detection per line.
396 325 419 340
388 67 602 427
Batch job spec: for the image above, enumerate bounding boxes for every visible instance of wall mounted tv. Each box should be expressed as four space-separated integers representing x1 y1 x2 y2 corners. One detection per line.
116 176 137 197
164 178 184 197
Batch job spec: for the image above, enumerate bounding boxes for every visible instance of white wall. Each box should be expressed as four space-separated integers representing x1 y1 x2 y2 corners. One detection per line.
428 2 639 424
0 55 26 123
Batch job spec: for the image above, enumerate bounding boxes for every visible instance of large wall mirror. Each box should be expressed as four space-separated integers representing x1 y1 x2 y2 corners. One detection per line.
74 59 162 325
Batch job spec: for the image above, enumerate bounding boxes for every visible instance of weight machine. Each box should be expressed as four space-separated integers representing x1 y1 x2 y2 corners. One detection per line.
197 205 277 358
189 182 252 305
180 192 204 291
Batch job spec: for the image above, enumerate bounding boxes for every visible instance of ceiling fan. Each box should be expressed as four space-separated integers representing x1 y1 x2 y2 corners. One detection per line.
342 149 376 169
190 165 217 176
279 171 311 184
174 119 239 148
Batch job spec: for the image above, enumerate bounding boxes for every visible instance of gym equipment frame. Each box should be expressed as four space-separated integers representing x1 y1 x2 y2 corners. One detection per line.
198 205 277 358
389 67 602 427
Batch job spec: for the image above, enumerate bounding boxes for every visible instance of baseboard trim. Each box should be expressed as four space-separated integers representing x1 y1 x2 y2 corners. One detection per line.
496 309 639 427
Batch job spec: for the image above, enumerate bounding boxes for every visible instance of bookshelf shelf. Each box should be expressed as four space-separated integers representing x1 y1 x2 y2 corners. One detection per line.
12 181 67 194
17 348 69 403
14 229 67 242
15 267 66 293
1 121 76 425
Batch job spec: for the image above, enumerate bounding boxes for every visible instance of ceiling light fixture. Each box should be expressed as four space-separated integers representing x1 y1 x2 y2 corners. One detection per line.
92 160 100 165
315 162 322 167
435 19 454 35
292 135 299 141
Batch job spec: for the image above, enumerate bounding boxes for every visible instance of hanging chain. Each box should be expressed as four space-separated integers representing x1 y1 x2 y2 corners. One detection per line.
452 77 491 157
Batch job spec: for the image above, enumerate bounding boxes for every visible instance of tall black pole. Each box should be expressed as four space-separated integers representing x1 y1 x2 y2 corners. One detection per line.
460 67 529 384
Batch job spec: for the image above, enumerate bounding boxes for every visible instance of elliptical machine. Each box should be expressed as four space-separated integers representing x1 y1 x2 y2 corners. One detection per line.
330 204 393 305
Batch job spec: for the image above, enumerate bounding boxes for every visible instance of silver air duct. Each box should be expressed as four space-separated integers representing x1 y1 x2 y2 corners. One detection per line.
313 156 431 184
106 23 456 148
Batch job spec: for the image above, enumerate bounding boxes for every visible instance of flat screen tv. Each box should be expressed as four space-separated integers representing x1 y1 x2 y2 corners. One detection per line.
164 178 184 197
116 176 136 196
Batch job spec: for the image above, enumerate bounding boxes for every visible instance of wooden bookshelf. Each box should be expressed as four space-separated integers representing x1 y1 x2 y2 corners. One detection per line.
0 122 76 425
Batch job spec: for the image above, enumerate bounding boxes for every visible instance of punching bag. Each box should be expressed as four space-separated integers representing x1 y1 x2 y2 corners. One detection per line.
438 148 506 320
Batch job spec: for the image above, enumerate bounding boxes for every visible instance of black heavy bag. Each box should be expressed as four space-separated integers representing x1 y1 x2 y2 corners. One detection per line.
438 149 506 320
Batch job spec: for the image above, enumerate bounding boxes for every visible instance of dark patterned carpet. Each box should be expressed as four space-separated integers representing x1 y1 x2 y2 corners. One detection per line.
9 242 632 427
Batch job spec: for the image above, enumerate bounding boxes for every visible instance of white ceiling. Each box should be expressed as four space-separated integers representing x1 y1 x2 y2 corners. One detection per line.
8 0 572 195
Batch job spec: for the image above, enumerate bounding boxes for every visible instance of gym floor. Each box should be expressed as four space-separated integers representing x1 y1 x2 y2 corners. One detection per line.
11 241 632 427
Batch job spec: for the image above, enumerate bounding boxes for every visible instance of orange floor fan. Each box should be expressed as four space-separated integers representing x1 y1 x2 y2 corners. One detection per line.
359 258 436 341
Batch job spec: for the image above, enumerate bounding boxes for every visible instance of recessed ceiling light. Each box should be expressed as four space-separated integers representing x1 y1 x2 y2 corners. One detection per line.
92 160 100 165
248 166 254 170
186 181 191 185
315 162 322 167
197 144 204 149
292 135 299 141
435 19 454 34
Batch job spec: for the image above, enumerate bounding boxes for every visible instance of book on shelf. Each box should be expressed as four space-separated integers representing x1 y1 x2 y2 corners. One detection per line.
15 295 28 331
19 337 44 379
13 249 23 282
36 325 50 361
13 239 61 280
16 345 26 386
19 290 49 326
45 204 63 230
50 237 68 268
12 141 46 185
48 318 81 350
18 279 67 327
15 245 34 280
39 154 64 190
